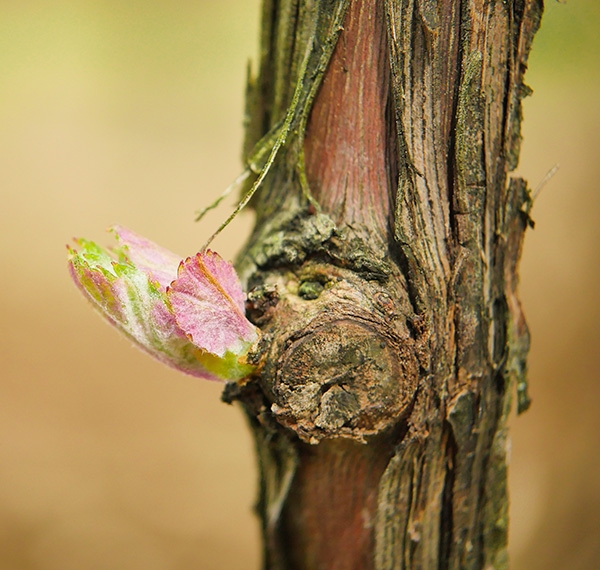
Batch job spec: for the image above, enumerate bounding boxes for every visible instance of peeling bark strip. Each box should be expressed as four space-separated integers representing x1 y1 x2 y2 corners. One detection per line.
229 0 542 568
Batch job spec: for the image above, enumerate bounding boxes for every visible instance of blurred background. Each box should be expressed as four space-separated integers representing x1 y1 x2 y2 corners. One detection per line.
0 0 598 568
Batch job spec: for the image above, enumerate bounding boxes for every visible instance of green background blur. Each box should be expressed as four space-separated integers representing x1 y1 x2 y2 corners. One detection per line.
1 1 599 568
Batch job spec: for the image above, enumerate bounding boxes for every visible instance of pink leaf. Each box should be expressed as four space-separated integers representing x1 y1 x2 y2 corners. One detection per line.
167 250 258 357
67 229 260 381
111 225 181 290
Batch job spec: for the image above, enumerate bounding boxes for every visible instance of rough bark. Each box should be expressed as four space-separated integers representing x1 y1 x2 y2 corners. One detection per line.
224 0 543 568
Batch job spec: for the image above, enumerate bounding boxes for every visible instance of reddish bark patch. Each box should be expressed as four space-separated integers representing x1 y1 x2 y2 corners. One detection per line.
304 0 391 236
283 438 393 570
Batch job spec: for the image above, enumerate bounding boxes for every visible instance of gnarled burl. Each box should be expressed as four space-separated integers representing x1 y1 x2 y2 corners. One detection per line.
225 0 542 568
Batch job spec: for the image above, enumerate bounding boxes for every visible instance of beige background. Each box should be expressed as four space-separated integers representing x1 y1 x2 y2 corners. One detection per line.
1 1 599 568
